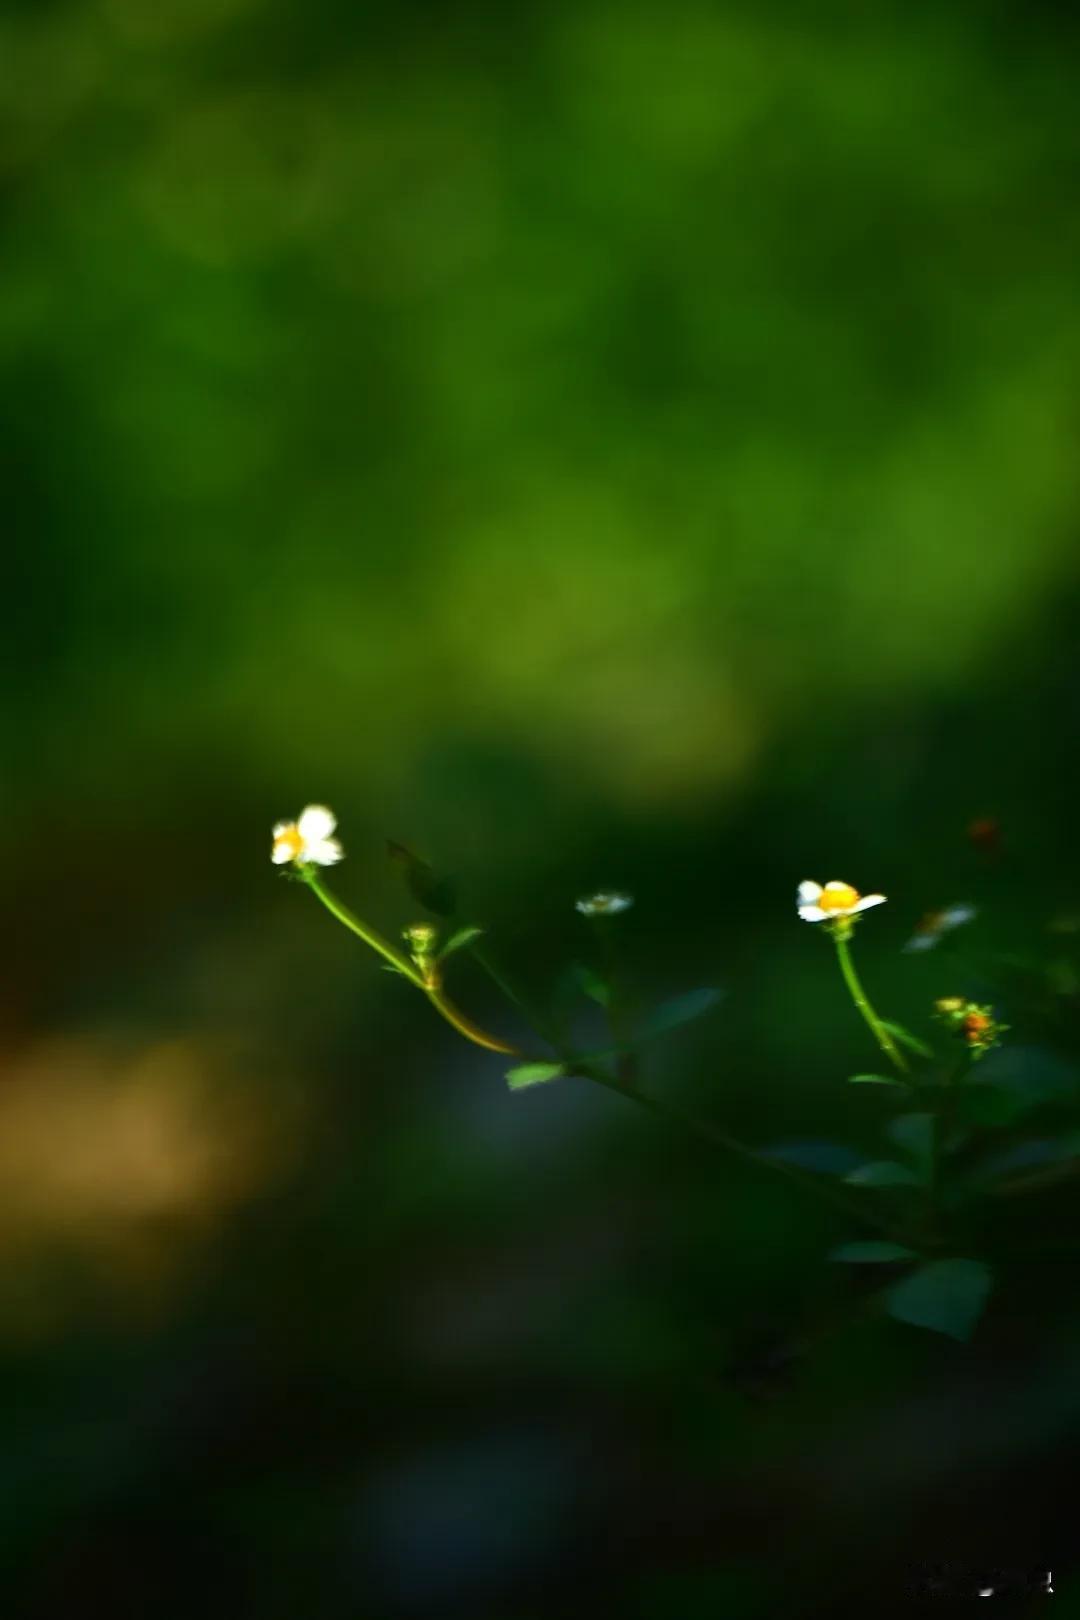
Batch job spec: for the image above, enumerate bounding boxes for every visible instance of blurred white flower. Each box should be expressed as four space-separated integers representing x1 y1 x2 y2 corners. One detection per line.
903 903 977 953
271 804 344 866
576 891 634 917
797 880 886 923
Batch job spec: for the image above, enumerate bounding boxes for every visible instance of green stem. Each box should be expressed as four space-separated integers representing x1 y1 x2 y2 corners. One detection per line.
424 984 524 1056
833 932 910 1075
303 872 523 1056
576 1064 902 1239
304 870 425 984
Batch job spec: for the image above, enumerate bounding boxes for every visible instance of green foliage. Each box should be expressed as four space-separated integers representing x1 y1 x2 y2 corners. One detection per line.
884 1259 993 1341
846 1161 922 1188
572 961 611 1009
886 1113 935 1176
437 925 485 960
848 1073 907 1086
829 1242 917 1263
879 1021 935 1060
505 1062 566 1090
635 988 723 1041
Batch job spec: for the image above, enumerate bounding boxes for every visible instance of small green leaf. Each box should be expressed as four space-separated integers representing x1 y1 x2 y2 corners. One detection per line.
764 1140 863 1175
884 1258 992 1341
829 1241 917 1263
572 962 611 1008
845 1160 921 1187
849 1073 906 1087
505 1062 565 1091
386 839 458 917
637 987 723 1041
880 1020 934 1059
887 1112 935 1172
438 925 485 960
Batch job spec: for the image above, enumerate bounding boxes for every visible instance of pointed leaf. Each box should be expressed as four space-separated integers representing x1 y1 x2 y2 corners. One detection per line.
637 987 723 1041
571 961 611 1009
887 1112 935 1172
845 1160 921 1187
885 1258 992 1341
764 1140 862 1175
386 839 458 917
438 925 485 960
829 1242 917 1263
505 1062 565 1091
849 1073 906 1087
880 1020 934 1059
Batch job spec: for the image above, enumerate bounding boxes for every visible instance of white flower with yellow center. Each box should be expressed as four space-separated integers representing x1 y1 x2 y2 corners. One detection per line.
271 804 344 867
797 880 886 923
576 891 634 917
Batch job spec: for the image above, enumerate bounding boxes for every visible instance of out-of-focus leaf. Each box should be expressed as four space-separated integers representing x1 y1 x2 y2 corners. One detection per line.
763 1140 862 1175
572 962 611 1008
845 1160 921 1187
829 1241 917 1263
437 925 485 960
961 1046 1079 1127
505 1062 565 1091
386 839 458 917
885 1258 992 1341
969 1133 1080 1189
887 1112 934 1172
848 1073 906 1087
636 987 722 1041
879 1020 935 1059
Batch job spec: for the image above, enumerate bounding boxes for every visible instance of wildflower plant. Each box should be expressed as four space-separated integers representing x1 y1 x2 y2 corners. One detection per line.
271 808 1080 1347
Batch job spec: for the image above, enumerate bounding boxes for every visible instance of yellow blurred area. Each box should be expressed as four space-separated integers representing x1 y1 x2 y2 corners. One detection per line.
0 1034 301 1334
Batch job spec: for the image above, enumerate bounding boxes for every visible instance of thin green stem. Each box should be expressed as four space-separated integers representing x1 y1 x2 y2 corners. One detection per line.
304 870 425 984
424 984 524 1056
833 932 910 1075
304 872 523 1056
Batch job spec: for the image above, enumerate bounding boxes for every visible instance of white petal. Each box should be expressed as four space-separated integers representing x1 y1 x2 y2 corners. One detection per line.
851 894 886 912
303 837 344 866
798 905 828 922
941 904 976 929
271 841 294 864
822 881 853 895
797 881 823 905
297 804 336 841
902 933 936 953
272 820 293 838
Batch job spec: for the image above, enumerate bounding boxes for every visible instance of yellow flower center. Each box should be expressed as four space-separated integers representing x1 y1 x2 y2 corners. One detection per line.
818 883 860 913
275 824 305 861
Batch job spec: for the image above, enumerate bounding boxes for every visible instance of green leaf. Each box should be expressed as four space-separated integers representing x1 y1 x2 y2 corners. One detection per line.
976 1134 1080 1179
880 1020 934 1059
884 1258 992 1341
505 1062 565 1091
887 1112 935 1172
386 839 458 917
829 1241 917 1263
845 1160 921 1187
571 961 611 1008
962 1046 1079 1125
764 1140 863 1175
848 1073 906 1087
637 987 723 1041
437 925 485 960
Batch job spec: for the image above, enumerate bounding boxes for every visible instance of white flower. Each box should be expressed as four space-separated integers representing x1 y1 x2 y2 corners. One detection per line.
576 891 634 917
903 903 977 953
271 804 344 867
797 880 886 923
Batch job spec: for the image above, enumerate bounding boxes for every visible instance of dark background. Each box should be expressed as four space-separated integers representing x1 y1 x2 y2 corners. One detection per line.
3 0 1080 1612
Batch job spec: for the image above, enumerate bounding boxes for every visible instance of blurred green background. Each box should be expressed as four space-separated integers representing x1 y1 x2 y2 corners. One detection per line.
4 0 1080 1611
